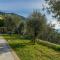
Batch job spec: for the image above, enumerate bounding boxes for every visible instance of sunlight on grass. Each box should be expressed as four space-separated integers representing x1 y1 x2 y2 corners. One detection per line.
3 34 60 60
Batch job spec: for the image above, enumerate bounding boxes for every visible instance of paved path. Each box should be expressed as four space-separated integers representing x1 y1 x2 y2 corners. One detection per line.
0 36 20 60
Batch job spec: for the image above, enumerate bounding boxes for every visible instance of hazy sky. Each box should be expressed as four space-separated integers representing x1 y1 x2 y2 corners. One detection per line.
0 0 60 29
0 0 44 16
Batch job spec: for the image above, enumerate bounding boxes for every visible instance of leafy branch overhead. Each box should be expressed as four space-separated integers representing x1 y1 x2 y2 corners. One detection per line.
45 0 60 20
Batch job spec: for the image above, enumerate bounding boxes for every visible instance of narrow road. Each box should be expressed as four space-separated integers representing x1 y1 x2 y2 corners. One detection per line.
0 36 20 60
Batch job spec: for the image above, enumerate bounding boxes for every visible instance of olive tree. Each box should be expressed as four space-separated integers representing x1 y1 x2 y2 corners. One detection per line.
26 11 47 44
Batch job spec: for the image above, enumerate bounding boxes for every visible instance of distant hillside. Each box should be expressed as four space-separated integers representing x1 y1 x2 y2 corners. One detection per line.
0 12 26 27
0 12 26 21
0 12 26 33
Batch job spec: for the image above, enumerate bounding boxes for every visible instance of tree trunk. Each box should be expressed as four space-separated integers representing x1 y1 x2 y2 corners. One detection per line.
32 35 36 44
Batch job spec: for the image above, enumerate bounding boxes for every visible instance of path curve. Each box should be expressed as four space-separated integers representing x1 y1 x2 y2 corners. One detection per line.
0 36 20 60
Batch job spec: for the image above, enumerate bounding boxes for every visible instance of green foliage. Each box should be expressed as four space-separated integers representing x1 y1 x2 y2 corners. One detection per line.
38 22 60 44
37 39 60 51
0 19 5 27
45 0 60 20
0 11 60 45
4 14 22 32
0 12 26 33
3 34 60 60
26 11 47 43
16 22 24 34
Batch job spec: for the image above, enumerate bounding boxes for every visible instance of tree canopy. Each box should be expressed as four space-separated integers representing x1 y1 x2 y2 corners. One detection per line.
45 0 60 21
26 11 47 43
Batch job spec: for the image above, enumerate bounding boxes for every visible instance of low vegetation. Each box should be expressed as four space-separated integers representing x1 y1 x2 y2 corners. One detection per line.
37 39 60 51
3 34 60 60
0 0 60 60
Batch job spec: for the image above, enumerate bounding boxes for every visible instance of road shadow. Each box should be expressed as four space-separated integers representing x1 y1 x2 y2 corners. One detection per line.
0 43 12 54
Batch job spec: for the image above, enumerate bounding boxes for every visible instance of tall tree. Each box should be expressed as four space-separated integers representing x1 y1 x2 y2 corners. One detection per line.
5 16 16 32
16 22 24 34
26 11 47 44
4 14 21 33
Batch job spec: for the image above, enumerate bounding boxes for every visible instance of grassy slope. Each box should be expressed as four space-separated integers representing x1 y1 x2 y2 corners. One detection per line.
3 34 60 60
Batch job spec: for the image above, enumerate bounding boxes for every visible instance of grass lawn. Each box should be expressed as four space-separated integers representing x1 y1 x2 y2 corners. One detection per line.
3 34 60 60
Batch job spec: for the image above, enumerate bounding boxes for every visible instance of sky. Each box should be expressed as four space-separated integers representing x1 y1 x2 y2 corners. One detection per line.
0 0 60 29
0 0 44 16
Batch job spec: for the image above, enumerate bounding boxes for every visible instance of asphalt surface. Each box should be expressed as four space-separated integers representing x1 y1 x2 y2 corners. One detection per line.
0 36 17 60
